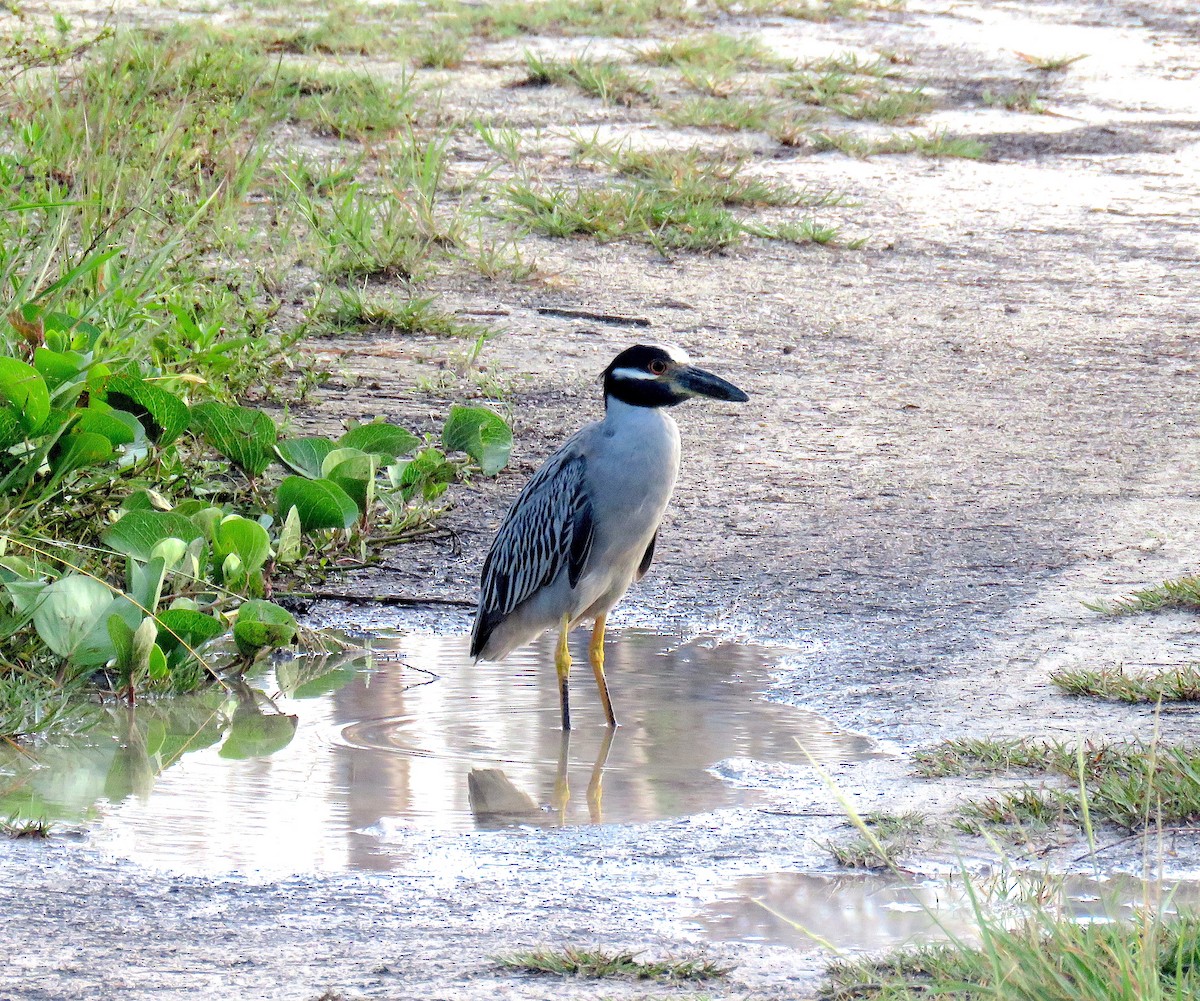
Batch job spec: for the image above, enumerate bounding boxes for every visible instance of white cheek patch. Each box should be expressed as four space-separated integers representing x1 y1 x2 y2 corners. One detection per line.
662 344 691 364
609 366 660 381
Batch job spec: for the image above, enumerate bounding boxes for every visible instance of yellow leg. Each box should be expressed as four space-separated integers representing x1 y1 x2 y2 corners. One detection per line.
589 614 617 728
555 614 572 731
586 725 616 823
552 730 571 821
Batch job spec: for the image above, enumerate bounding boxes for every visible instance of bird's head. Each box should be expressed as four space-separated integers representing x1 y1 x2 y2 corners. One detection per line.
601 344 749 409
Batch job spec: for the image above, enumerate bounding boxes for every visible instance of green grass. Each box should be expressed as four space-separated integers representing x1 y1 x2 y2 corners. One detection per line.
504 175 845 252
413 31 469 69
1051 665 1200 704
324 289 491 339
0 17 513 719
712 0 905 20
503 182 747 250
826 912 1200 1001
952 787 1080 839
1085 576 1200 615
276 64 417 139
494 947 729 981
522 52 655 106
914 737 1063 777
661 94 779 130
636 31 789 72
1017 51 1088 72
576 140 840 207
918 738 1200 833
984 87 1047 114
460 0 705 39
809 128 987 158
826 810 926 868
1 816 52 839
800 51 889 76
511 138 848 251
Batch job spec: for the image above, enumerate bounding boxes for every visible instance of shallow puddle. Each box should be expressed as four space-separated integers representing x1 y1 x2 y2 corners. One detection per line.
698 870 1200 953
0 628 881 876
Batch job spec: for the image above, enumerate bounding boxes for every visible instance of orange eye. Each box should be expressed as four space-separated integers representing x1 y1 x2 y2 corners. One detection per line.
649 359 668 376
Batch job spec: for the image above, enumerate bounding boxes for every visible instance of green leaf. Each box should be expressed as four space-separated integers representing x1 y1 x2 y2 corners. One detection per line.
0 407 22 450
49 430 113 480
127 556 168 615
213 515 271 577
108 613 135 671
31 574 113 658
0 356 50 433
103 511 205 562
189 402 277 477
155 608 224 659
274 436 336 479
147 643 169 680
32 347 88 391
397 447 456 501
131 616 158 678
338 422 419 460
232 599 298 656
276 476 359 531
441 404 512 476
321 447 376 514
74 408 136 446
276 505 302 564
104 373 190 446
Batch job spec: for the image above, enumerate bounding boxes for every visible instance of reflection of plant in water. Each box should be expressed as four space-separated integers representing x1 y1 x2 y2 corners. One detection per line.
0 653 363 827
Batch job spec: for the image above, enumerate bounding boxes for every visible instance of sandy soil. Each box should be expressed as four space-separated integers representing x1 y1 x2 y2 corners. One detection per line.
4 1 1200 999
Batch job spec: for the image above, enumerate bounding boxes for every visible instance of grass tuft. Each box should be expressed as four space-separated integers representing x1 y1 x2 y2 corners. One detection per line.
1085 576 1200 616
636 31 789 72
919 737 1200 833
825 810 926 868
1050 665 1200 704
984 87 1047 114
809 128 986 158
522 52 655 107
1016 51 1088 72
1 816 52 839
826 911 1200 1001
495 947 729 980
661 94 779 131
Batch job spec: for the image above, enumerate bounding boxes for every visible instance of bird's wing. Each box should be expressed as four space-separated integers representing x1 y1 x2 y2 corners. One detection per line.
476 443 593 625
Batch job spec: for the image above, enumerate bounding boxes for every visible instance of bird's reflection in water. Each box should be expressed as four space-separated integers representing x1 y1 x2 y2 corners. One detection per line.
467 727 618 826
339 629 884 840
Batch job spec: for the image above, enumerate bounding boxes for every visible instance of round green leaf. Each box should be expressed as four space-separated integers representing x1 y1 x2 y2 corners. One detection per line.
321 448 377 514
213 515 271 575
74 408 136 446
104 373 190 446
441 404 512 476
338 422 419 460
276 475 359 531
103 511 205 562
32 574 113 658
189 402 277 477
50 431 113 480
274 436 336 479
232 599 298 656
32 347 88 391
0 356 50 433
155 608 224 658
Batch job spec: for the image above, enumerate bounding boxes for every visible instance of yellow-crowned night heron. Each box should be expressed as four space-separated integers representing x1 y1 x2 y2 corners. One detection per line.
469 344 749 730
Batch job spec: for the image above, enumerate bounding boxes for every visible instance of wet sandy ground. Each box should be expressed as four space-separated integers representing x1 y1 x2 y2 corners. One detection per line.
5 0 1200 998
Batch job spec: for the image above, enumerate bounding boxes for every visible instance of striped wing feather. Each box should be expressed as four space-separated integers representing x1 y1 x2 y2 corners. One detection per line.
471 448 593 657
